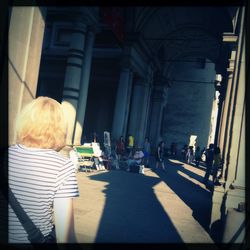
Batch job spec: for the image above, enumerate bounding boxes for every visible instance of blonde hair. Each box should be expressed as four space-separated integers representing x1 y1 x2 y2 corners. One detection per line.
16 96 67 151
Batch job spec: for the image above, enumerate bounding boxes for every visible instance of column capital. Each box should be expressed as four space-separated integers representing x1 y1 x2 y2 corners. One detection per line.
77 7 100 26
87 25 101 34
120 55 132 69
226 70 234 78
222 32 238 46
133 74 146 86
226 50 237 73
70 19 87 33
154 74 170 88
218 78 227 102
120 67 132 74
152 84 167 103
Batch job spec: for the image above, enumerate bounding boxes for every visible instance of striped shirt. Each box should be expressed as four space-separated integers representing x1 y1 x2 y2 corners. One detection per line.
8 144 79 243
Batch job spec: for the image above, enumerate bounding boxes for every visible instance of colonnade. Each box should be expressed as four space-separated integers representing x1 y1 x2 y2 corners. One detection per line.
111 67 167 148
60 24 168 148
210 7 246 242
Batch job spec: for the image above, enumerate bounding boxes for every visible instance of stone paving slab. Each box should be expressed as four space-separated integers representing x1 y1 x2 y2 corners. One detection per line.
73 159 214 243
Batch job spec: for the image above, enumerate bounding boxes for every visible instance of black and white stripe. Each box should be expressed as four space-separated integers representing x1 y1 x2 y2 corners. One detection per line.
8 144 79 243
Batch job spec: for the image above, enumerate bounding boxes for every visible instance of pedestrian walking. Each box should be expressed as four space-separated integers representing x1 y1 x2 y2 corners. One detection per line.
155 141 166 171
181 144 188 161
203 143 214 185
195 146 202 168
186 146 194 164
212 147 222 186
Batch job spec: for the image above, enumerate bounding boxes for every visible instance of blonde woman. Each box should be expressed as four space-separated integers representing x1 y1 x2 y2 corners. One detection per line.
8 96 79 243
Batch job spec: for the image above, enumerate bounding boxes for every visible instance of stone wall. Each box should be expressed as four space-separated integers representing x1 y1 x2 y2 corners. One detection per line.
162 57 215 152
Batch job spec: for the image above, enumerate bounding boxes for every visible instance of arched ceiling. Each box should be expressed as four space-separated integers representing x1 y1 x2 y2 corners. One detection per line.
133 6 234 74
136 7 233 36
158 27 222 73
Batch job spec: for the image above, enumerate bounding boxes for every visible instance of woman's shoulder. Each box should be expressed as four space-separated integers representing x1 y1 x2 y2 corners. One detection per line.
9 145 74 176
10 144 70 163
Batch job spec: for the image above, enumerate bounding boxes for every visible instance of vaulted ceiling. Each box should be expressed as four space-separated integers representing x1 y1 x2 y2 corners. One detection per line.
132 6 236 74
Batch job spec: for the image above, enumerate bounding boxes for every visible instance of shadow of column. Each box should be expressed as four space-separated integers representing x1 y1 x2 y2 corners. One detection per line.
89 171 183 243
151 158 213 233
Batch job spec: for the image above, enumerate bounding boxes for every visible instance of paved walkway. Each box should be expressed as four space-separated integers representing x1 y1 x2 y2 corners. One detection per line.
73 157 215 243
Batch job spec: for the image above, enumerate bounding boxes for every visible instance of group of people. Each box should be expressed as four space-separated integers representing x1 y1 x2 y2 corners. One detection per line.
115 137 223 185
116 138 168 171
181 143 222 186
114 135 151 171
181 144 206 167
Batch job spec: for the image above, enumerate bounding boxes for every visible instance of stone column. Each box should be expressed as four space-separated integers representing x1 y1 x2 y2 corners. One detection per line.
148 83 168 148
221 16 246 243
112 67 133 141
232 108 245 188
221 53 240 186
127 78 150 147
73 27 95 145
122 70 134 137
214 73 227 147
207 90 220 146
224 33 245 191
209 71 236 240
218 58 235 177
9 7 47 145
209 52 236 236
210 8 246 243
61 21 87 146
142 65 154 140
216 35 237 164
142 83 153 139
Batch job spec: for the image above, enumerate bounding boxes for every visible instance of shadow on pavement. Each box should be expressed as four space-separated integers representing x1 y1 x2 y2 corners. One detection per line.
152 158 212 233
89 170 184 243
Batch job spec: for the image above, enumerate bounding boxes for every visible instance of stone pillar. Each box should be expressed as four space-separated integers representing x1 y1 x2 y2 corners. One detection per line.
127 78 150 147
232 107 245 188
142 83 153 139
148 83 168 148
214 73 227 147
73 27 95 145
9 7 47 145
207 90 220 146
210 8 246 243
218 60 235 179
112 67 133 141
216 35 237 164
222 74 236 182
122 70 134 137
61 21 87 146
224 33 245 191
209 50 237 239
